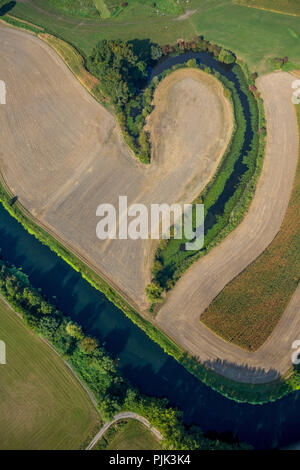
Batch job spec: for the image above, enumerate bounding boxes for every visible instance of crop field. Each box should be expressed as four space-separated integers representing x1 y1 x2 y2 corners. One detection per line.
0 25 233 309
190 0 300 73
93 0 112 17
201 105 300 351
0 0 299 72
95 419 162 450
48 0 184 18
37 32 106 102
234 0 300 16
0 298 99 450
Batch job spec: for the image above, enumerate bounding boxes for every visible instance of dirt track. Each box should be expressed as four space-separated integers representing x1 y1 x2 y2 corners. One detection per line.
156 72 300 383
0 24 232 310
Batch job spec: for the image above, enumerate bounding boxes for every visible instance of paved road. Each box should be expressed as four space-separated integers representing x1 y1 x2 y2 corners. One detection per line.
86 412 163 450
156 72 300 383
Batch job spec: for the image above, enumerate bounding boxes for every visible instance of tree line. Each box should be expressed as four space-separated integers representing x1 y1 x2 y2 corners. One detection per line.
0 257 250 450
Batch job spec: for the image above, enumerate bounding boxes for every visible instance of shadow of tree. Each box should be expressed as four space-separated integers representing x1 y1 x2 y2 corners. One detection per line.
202 357 280 383
0 1 16 17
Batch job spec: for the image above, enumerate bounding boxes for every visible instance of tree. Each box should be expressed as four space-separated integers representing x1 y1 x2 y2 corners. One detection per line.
23 287 40 308
38 316 60 340
187 59 197 68
79 336 99 354
218 48 235 64
224 88 232 100
87 39 147 108
66 321 83 340
151 44 162 61
40 300 54 315
152 260 163 276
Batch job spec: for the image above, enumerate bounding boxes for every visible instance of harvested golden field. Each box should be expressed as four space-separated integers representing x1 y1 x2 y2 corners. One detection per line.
38 32 105 102
0 24 232 311
0 299 99 450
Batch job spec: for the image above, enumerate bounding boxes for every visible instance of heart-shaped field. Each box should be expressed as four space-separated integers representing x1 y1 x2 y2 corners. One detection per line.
0 24 233 310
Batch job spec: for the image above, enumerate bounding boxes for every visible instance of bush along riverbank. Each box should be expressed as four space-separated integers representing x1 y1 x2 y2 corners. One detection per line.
0 259 251 450
0 17 298 404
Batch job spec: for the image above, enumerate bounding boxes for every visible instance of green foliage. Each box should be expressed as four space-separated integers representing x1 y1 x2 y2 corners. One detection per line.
151 44 163 61
79 336 99 353
150 60 264 297
0 257 251 448
87 39 148 107
66 321 84 339
0 14 42 35
187 58 197 67
145 281 163 303
123 389 251 450
48 0 101 18
87 38 159 163
218 48 236 64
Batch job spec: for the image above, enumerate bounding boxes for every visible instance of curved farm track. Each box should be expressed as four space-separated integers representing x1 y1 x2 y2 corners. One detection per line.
1 24 299 385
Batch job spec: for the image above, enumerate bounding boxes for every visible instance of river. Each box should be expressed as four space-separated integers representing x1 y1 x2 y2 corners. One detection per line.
1 204 300 449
